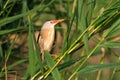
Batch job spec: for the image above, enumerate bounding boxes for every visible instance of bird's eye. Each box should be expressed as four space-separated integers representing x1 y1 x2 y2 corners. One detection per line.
50 20 58 24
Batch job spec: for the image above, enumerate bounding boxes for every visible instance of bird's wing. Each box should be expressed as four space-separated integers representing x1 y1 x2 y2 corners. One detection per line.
39 38 45 61
37 31 41 43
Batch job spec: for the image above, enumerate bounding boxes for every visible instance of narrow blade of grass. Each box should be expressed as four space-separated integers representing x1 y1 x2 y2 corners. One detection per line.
77 0 89 54
100 41 120 48
103 16 120 38
8 59 27 70
44 51 60 80
27 16 36 77
0 28 22 35
86 0 95 25
0 44 3 58
78 62 120 74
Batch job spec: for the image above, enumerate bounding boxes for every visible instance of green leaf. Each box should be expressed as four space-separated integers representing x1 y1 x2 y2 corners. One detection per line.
106 27 120 39
104 17 120 38
26 16 43 79
8 59 27 70
5 35 18 62
0 28 22 35
78 0 89 54
100 41 120 48
44 51 60 80
0 44 3 58
78 62 120 74
86 0 96 25
58 56 86 70
0 14 25 28
27 16 36 77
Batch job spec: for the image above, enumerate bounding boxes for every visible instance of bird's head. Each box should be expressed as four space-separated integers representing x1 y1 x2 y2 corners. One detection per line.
49 19 65 25
42 19 65 29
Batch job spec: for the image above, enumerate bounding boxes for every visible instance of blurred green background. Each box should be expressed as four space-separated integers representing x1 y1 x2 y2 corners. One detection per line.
0 0 120 80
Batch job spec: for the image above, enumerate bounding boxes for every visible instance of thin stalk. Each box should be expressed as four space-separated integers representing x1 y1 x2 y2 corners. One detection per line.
96 48 105 80
5 57 7 80
6 0 16 17
0 0 10 16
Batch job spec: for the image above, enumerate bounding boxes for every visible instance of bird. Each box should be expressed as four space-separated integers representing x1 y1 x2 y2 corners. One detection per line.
37 19 65 61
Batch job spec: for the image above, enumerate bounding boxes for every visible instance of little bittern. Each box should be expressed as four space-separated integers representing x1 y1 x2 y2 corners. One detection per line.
37 19 64 61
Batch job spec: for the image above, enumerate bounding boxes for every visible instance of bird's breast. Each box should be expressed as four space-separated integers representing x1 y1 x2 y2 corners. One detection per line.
40 27 55 51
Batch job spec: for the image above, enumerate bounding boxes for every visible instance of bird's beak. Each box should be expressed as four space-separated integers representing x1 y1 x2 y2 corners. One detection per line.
57 19 65 23
56 19 65 24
